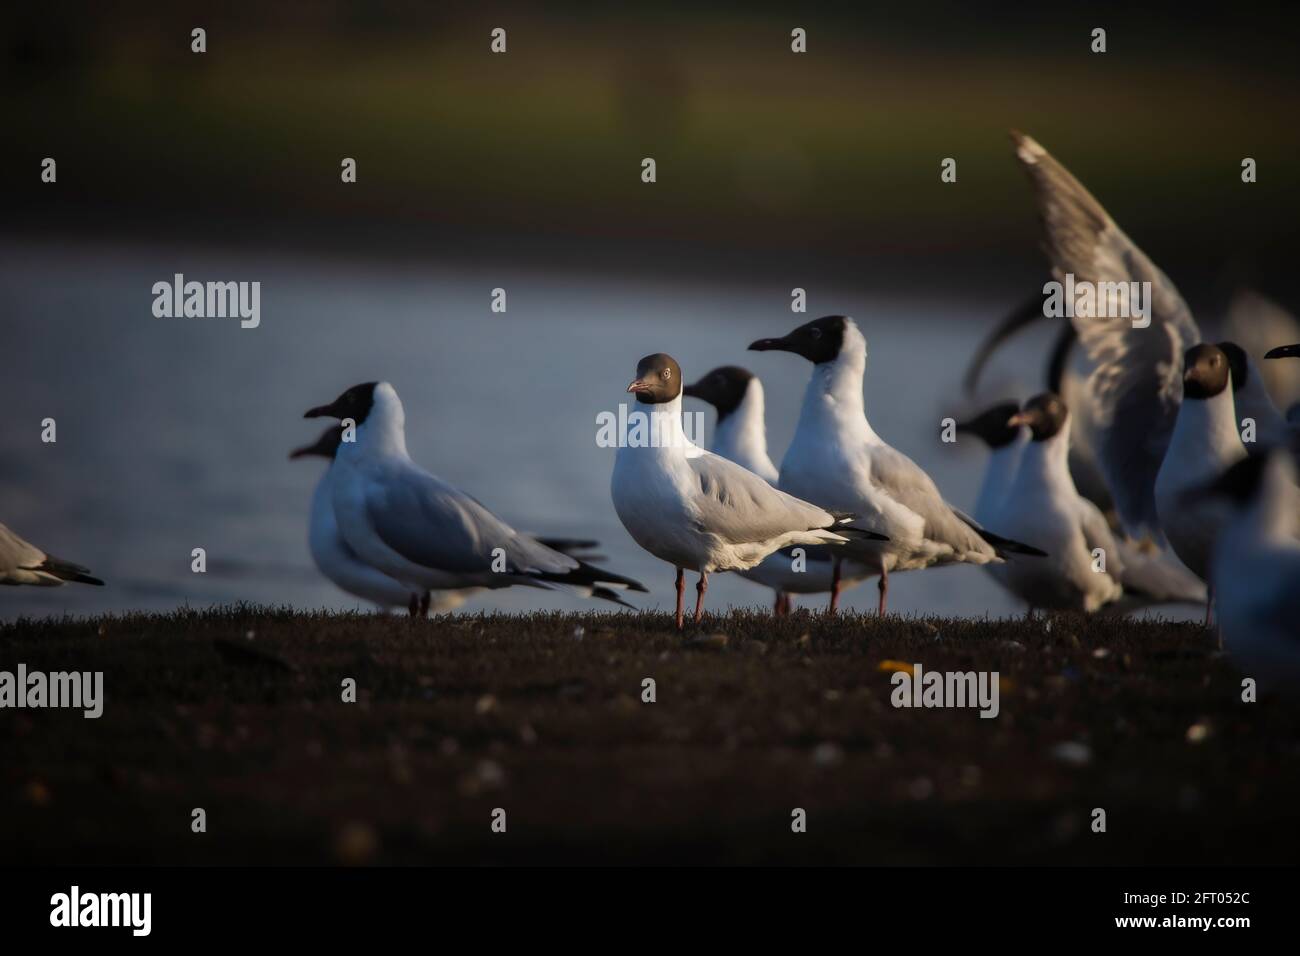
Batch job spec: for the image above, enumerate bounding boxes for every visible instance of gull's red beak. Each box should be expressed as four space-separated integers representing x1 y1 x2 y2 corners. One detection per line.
627 379 651 394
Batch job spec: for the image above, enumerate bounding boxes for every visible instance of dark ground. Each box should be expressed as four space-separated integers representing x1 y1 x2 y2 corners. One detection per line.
1 607 1297 865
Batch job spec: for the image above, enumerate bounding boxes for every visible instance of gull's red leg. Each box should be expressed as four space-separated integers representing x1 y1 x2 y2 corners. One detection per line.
829 558 843 614
675 567 685 631
694 572 708 625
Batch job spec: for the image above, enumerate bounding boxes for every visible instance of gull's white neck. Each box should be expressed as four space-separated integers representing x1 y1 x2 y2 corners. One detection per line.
974 432 1027 522
1012 427 1074 497
713 379 778 481
793 320 880 444
346 383 410 461
1168 389 1243 475
631 393 699 458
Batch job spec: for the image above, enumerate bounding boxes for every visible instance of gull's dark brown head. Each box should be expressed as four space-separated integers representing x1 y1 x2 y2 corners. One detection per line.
749 315 848 364
1008 392 1069 442
627 354 682 405
683 366 755 422
1183 344 1231 400
955 400 1023 449
305 382 379 424
290 424 344 461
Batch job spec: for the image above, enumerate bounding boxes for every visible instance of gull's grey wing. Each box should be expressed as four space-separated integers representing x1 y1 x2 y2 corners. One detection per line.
366 470 576 576
867 447 992 554
1012 131 1201 541
687 452 839 545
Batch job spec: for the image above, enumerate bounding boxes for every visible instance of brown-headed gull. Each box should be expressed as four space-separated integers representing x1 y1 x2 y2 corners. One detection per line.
610 353 886 629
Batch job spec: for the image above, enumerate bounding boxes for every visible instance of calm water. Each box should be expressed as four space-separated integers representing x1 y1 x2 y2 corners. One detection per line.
1 238 1146 622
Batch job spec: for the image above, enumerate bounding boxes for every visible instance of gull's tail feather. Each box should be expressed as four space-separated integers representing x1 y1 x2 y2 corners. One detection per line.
35 555 105 586
975 526 1048 559
534 560 649 595
826 512 889 541
591 586 637 610
835 526 891 543
952 508 1048 558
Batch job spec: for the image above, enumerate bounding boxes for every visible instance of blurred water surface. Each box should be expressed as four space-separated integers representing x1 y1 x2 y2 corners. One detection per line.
2 239 1193 622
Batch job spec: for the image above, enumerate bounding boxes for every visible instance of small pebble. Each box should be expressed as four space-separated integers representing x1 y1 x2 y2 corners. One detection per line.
24 780 51 807
334 822 378 865
476 759 505 788
686 632 728 650
811 742 844 767
1050 741 1092 766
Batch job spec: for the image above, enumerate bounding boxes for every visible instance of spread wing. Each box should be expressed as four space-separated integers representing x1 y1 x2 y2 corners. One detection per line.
1012 131 1201 541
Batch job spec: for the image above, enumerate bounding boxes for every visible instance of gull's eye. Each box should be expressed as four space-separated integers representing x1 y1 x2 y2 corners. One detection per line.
662 369 672 380
809 327 822 340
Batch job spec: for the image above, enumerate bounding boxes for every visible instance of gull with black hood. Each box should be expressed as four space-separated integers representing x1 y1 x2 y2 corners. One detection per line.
683 364 876 613
750 315 1045 615
611 353 886 629
305 381 646 607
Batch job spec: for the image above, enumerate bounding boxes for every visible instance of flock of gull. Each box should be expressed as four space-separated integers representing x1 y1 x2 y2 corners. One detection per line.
3 133 1298 685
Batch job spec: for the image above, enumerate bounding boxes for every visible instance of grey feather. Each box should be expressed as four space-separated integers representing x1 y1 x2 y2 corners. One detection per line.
686 452 841 545
868 446 994 556
366 471 577 576
1012 131 1201 541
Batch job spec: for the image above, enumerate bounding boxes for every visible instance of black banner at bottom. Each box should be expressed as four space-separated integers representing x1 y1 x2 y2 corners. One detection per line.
0 865 1272 942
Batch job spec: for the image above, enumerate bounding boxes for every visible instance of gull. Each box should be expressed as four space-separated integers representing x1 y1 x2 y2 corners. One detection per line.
957 398 1205 612
1 522 104 587
994 393 1125 612
1151 344 1250 599
609 353 886 629
962 289 1300 516
683 365 876 613
1200 452 1300 689
1008 131 1297 619
305 382 647 607
749 315 1045 615
291 424 478 615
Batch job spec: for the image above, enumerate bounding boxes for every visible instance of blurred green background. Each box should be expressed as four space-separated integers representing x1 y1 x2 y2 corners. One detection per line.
5 1 1299 297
